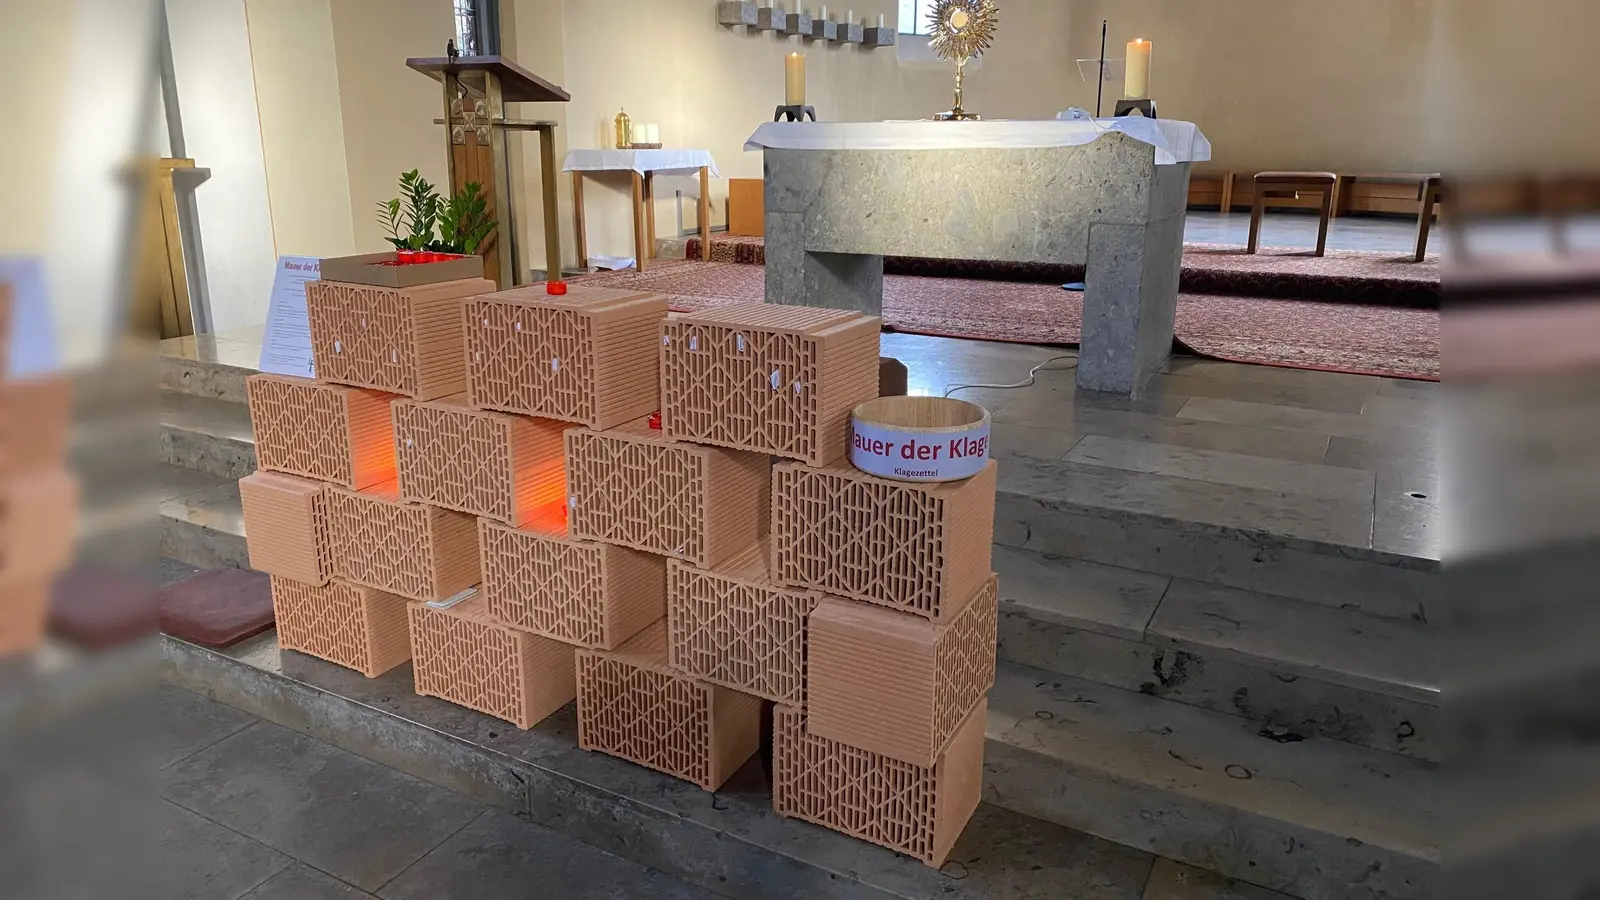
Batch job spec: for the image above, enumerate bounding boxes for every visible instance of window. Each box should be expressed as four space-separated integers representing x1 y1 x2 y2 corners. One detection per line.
453 0 480 55
453 0 500 56
899 0 934 36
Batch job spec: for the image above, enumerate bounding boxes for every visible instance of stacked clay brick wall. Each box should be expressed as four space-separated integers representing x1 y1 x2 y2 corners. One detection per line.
576 621 762 791
773 700 987 868
325 480 480 601
408 593 577 730
478 508 665 650
660 302 880 467
464 285 669 430
239 471 333 585
667 538 817 706
565 417 769 569
247 374 397 489
772 459 996 622
272 577 412 678
306 277 493 400
804 576 998 767
392 394 569 526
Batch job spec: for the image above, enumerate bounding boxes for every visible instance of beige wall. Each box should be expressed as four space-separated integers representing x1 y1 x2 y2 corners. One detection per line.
555 0 1076 260
235 0 1600 283
0 3 73 256
246 0 357 258
1061 0 1438 173
329 0 456 253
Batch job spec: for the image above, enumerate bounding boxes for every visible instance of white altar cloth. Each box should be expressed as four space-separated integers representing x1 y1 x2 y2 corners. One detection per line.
562 148 721 178
744 118 1209 166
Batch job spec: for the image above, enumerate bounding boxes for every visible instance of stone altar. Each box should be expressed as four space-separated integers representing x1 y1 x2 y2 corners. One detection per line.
746 120 1208 394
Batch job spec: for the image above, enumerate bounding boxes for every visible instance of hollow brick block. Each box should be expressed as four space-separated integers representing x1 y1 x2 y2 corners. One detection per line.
0 374 72 478
661 301 880 467
464 284 670 430
408 593 577 730
306 276 494 400
325 480 479 601
479 505 664 650
392 394 569 526
1 469 78 586
271 576 411 678
576 620 761 791
565 417 768 569
773 459 995 622
805 576 998 767
667 538 817 706
0 575 52 657
247 374 397 489
773 699 986 868
239 471 333 585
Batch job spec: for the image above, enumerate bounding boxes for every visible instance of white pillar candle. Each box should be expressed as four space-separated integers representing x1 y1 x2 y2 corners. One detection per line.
1125 39 1153 99
785 52 806 105
877 12 885 28
820 5 828 20
648 124 661 144
847 10 854 24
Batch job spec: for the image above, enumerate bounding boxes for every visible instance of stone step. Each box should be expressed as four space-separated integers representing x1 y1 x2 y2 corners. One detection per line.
984 662 1438 900
994 454 1438 623
159 334 260 403
160 392 256 479
994 545 1437 760
157 463 247 570
162 633 1162 900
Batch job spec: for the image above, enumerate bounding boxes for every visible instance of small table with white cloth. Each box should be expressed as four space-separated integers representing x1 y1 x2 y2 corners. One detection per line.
744 119 1211 394
563 149 720 272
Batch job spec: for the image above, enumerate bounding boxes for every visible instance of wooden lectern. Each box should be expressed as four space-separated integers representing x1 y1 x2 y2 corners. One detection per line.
407 55 571 289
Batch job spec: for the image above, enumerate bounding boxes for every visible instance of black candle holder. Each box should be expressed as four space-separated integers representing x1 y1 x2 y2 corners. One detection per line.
1113 98 1158 118
774 104 817 122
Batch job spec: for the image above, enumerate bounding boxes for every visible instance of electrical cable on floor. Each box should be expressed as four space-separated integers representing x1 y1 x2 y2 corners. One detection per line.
943 354 1079 399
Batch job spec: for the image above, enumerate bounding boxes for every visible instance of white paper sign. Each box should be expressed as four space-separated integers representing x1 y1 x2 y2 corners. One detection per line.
0 256 61 378
258 256 321 378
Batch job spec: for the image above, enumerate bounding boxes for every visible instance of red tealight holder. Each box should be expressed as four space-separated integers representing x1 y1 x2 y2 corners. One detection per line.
647 411 662 430
546 281 568 296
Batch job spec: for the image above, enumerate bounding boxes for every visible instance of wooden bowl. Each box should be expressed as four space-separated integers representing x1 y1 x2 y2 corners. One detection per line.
849 396 991 482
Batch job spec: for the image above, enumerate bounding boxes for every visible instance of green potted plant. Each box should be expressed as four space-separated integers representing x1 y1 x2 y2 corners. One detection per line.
375 170 494 264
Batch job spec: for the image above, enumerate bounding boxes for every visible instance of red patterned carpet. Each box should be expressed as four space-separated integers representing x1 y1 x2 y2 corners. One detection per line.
685 235 1441 307
571 260 1440 380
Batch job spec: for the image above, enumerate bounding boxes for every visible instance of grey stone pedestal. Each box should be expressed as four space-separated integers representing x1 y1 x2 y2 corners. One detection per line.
762 133 1190 394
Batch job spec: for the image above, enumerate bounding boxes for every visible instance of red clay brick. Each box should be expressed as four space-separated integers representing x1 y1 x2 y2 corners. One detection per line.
272 577 411 678
667 538 817 706
565 417 768 569
392 394 569 526
479 506 664 650
408 593 577 730
306 277 494 400
773 699 986 868
239 471 333 585
661 302 880 467
804 576 997 767
773 459 995 622
576 621 761 791
325 480 479 601
465 284 669 430
247 374 397 489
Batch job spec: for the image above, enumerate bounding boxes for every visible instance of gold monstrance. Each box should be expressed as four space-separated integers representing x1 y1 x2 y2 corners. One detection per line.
929 0 999 121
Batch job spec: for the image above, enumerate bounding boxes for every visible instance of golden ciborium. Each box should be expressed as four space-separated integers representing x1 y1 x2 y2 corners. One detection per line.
929 0 999 121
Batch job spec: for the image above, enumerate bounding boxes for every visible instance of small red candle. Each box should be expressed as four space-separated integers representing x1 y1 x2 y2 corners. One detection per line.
647 411 662 430
547 281 568 295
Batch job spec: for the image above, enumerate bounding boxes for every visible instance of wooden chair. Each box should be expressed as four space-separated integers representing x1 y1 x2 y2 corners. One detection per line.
1414 175 1443 262
1247 172 1338 256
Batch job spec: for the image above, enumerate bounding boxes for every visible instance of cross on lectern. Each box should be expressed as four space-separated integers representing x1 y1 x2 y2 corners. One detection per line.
407 53 571 289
